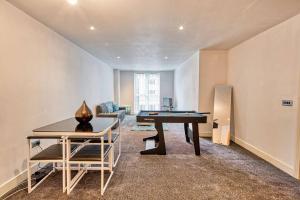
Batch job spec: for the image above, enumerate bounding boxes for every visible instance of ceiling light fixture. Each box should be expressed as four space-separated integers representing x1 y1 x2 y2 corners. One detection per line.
164 56 168 60
90 26 95 30
116 56 121 59
67 0 78 5
179 25 184 30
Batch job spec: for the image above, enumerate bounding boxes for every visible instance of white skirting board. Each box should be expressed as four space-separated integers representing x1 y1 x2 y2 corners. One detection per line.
199 132 212 137
0 164 38 198
233 137 295 177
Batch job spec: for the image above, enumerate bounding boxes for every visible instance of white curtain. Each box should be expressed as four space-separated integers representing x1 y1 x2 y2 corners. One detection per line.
134 73 160 113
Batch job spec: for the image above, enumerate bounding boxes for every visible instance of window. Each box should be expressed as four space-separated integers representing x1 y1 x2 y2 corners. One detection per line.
134 73 160 113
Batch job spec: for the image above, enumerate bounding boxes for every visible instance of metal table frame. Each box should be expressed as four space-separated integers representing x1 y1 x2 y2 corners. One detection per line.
27 118 119 195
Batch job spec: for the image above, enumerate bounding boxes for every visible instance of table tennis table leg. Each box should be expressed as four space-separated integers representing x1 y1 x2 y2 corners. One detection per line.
142 134 159 142
192 122 200 156
140 122 166 155
184 123 191 143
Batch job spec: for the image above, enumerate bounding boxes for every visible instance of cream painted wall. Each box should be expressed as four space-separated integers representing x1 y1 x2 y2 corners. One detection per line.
0 0 113 188
198 50 228 135
228 14 300 176
174 51 199 111
119 70 174 113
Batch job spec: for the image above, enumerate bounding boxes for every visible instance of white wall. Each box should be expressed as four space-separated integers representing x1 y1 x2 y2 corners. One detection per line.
174 51 199 111
174 15 300 177
159 71 175 106
114 69 120 104
120 71 134 110
174 50 227 136
119 70 174 113
227 14 300 177
198 50 228 135
0 1 113 192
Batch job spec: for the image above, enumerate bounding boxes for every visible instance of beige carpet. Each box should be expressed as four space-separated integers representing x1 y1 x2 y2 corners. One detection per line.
5 116 300 200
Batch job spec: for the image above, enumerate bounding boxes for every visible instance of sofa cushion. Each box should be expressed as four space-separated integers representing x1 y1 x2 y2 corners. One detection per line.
100 103 108 113
106 102 114 113
113 103 119 112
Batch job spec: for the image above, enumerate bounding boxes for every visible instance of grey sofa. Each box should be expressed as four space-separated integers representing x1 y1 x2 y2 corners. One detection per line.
96 101 126 129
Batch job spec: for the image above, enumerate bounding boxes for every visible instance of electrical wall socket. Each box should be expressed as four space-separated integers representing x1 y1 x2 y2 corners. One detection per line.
282 100 293 107
31 140 40 148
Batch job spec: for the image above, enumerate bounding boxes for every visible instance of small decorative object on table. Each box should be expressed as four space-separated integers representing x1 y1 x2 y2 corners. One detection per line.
149 112 159 115
75 101 93 123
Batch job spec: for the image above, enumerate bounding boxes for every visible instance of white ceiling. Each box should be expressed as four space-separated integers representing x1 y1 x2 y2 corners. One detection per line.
7 0 300 70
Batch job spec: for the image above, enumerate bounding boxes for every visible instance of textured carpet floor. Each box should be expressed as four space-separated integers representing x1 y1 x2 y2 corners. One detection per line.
6 116 300 200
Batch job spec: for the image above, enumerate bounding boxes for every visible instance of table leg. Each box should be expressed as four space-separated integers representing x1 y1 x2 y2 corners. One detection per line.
140 122 166 155
142 134 159 142
155 122 166 155
184 123 191 143
192 123 200 156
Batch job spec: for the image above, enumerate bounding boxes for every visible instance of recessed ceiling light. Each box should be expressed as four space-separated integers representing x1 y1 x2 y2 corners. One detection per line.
164 56 168 60
179 25 184 30
90 26 95 30
116 56 121 59
67 0 78 5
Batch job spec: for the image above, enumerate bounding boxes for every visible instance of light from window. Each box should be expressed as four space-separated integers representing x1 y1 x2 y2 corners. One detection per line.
134 73 160 113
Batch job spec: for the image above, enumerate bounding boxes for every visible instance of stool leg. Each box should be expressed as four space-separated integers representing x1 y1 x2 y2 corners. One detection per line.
27 139 32 193
66 139 71 195
62 137 66 192
101 137 104 195
108 129 113 172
